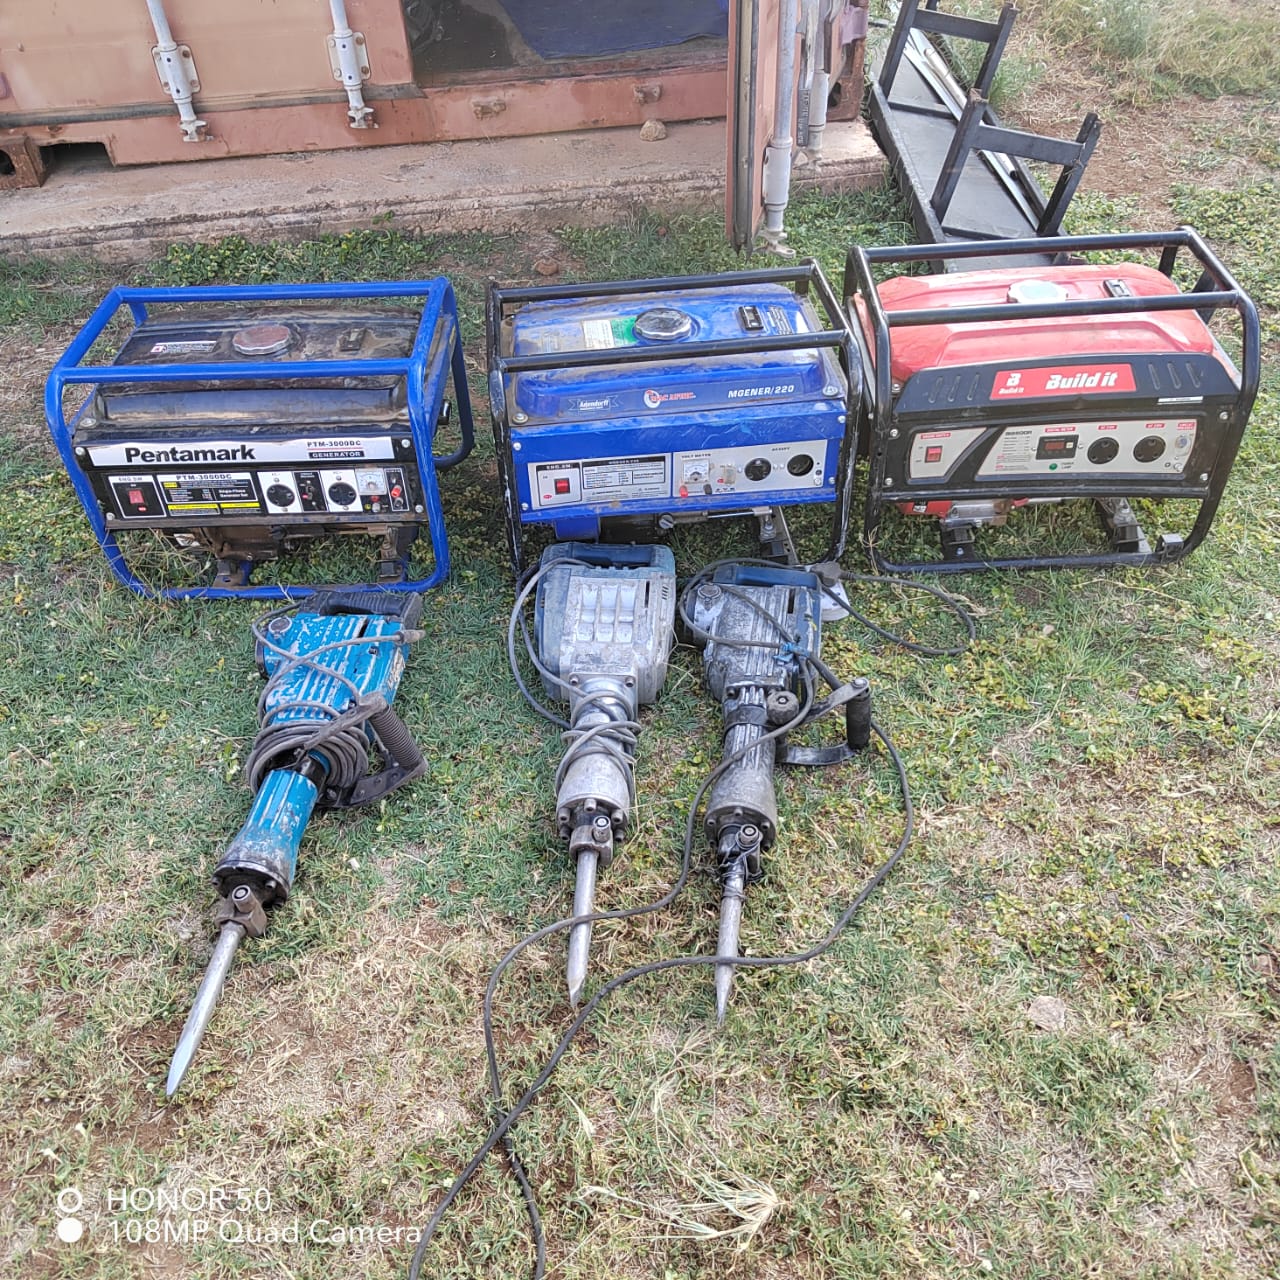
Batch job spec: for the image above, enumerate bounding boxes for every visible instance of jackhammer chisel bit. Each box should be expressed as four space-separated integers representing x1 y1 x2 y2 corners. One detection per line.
533 543 677 1005
166 590 427 1097
690 564 871 1022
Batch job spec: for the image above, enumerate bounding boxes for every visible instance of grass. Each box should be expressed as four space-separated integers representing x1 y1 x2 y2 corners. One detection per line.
1017 0 1280 101
891 0 1280 106
3 41 1280 1280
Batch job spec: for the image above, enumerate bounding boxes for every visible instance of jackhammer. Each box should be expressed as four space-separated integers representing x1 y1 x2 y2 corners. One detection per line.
166 590 427 1096
686 563 871 1020
527 543 677 1005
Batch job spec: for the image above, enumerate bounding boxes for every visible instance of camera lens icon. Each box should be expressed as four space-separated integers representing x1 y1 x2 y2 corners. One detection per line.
55 1188 85 1244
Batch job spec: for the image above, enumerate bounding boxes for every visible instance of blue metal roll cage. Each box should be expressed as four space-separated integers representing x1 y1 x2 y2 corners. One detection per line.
45 278 474 601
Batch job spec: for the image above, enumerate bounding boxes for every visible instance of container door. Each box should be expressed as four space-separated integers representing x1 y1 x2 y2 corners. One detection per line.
726 0 780 250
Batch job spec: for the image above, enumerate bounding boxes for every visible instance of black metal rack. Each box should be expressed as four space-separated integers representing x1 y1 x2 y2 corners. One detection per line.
868 0 1100 270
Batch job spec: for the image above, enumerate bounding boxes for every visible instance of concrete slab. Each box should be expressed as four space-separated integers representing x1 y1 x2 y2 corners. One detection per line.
0 120 885 261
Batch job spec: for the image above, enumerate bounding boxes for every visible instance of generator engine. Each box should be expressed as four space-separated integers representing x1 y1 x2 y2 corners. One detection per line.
487 264 858 577
46 280 474 599
844 229 1259 572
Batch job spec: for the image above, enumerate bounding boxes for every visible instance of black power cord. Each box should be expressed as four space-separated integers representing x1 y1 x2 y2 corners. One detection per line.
244 603 416 794
406 561 974 1280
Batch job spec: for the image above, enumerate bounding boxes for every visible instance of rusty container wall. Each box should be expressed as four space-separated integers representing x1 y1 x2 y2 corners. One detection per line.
1 0 412 111
0 0 730 172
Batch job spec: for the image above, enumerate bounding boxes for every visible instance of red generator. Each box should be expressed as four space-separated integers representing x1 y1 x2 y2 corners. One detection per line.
844 229 1259 572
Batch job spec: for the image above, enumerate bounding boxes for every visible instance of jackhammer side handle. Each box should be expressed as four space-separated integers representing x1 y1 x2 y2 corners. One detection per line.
777 677 872 767
341 705 427 808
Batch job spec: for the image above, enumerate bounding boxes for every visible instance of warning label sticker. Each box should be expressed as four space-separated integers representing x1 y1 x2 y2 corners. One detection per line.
582 317 637 350
148 340 219 356
159 472 259 512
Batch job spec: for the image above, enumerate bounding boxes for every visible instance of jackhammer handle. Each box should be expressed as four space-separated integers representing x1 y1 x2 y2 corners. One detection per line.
340 706 427 807
370 704 424 769
312 589 425 630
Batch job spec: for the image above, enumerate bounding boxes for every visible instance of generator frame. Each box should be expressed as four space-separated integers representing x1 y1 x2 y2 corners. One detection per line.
487 262 859 580
844 227 1260 574
45 279 474 601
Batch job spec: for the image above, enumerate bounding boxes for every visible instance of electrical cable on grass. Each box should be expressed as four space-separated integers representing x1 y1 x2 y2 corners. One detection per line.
406 562 973 1280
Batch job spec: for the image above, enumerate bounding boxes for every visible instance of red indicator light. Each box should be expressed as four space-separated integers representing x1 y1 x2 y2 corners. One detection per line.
553 478 571 495
679 485 689 498
924 446 944 464
390 485 402 498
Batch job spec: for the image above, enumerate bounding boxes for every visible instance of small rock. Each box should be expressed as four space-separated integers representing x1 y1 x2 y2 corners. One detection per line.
533 258 561 277
1027 994 1068 1031
639 119 668 142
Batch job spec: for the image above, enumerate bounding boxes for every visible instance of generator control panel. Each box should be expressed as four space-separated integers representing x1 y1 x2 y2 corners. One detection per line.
529 439 830 511
81 434 423 524
907 417 1200 481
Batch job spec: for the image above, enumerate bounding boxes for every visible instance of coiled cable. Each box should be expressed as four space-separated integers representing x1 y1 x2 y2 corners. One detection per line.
406 558 974 1280
243 604 411 798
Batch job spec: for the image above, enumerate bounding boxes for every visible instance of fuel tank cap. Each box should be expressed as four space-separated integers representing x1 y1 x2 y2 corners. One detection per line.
232 323 293 356
634 307 694 341
1007 280 1070 305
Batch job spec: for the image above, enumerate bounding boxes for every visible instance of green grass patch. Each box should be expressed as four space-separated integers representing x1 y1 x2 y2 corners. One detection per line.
2 122 1280 1280
1019 0 1280 101
922 0 1280 104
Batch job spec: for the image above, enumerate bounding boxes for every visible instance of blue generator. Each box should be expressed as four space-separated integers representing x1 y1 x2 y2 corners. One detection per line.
487 264 858 575
46 280 473 600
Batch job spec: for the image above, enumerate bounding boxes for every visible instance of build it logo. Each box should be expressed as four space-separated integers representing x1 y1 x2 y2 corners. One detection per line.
993 364 1137 398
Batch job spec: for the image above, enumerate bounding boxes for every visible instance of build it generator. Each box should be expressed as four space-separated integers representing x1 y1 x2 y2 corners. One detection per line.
843 228 1259 572
487 264 857 577
46 280 474 599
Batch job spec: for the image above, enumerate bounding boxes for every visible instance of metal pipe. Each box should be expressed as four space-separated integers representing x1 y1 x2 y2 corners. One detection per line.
144 0 206 142
807 68 831 158
761 0 802 249
328 0 375 129
797 0 823 157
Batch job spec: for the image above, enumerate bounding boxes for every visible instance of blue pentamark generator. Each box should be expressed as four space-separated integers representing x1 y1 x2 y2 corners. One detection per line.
46 281 473 600
487 264 857 575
